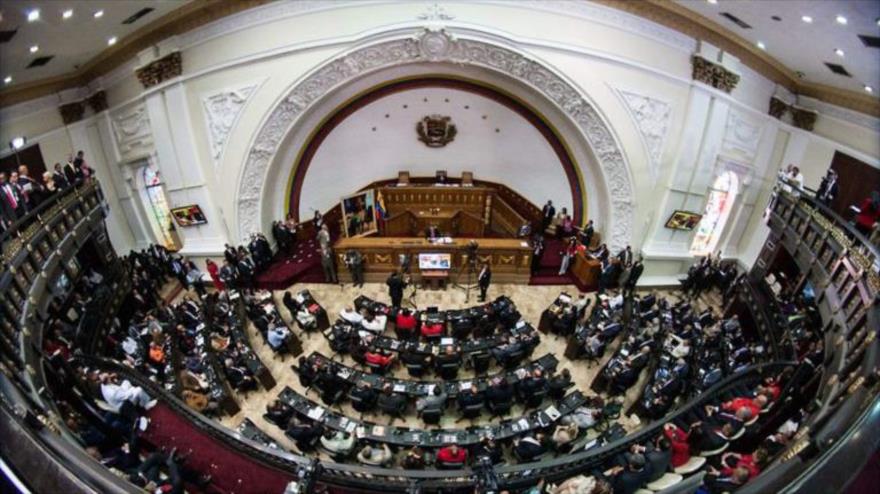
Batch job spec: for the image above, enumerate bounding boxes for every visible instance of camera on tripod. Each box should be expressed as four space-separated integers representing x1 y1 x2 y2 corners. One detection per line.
466 240 479 266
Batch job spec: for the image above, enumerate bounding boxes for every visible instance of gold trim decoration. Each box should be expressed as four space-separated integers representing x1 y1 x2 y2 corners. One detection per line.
136 52 182 89
58 101 85 125
791 106 819 131
691 55 740 93
769 96 788 119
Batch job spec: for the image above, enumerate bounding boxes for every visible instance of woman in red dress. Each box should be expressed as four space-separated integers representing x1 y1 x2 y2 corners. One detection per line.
205 259 225 291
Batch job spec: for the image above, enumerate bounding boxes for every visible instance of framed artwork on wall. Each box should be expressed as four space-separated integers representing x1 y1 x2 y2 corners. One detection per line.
171 205 208 227
665 210 702 231
340 190 377 238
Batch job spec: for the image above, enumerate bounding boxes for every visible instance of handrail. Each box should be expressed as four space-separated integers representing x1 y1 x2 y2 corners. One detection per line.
0 179 98 247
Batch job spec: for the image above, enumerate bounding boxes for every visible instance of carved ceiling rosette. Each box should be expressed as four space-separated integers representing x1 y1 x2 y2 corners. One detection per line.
768 96 788 119
236 30 635 251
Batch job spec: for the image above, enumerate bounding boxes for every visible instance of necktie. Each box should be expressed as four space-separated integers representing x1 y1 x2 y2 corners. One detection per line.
4 185 17 209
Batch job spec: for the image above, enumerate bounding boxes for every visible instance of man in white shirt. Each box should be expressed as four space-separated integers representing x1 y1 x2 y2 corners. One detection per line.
340 306 363 325
320 430 355 455
360 312 387 334
100 374 155 412
357 443 392 466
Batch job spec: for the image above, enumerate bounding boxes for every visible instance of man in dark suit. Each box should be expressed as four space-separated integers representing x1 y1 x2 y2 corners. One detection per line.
541 200 555 232
486 377 514 407
377 384 407 417
0 172 25 223
456 384 484 410
815 169 838 206
425 224 440 240
63 158 79 185
580 219 595 247
530 235 544 274
478 263 491 302
624 258 644 296
345 249 365 287
617 245 633 268
386 270 407 307
52 163 70 189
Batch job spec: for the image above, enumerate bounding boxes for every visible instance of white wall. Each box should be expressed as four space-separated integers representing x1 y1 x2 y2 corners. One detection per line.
0 0 876 275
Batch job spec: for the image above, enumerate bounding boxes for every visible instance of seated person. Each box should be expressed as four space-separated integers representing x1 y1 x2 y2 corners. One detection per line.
434 345 462 372
663 423 691 469
365 349 395 370
340 306 363 325
349 381 378 410
514 433 547 461
377 383 406 416
223 358 257 391
548 369 573 399
320 430 356 456
561 405 600 430
473 436 503 465
285 417 324 451
357 443 393 467
295 307 317 329
416 386 447 413
395 309 418 336
722 394 767 418
552 422 579 450
437 444 468 465
267 324 290 351
421 319 445 338
603 452 653 494
457 384 485 411
361 311 388 334
486 377 514 407
704 466 750 492
719 449 767 480
182 389 215 413
99 373 155 412
401 349 431 370
402 446 427 469
265 399 294 426
518 369 548 399
549 476 607 494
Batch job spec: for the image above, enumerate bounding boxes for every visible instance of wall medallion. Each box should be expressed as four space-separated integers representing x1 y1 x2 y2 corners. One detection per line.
416 114 457 147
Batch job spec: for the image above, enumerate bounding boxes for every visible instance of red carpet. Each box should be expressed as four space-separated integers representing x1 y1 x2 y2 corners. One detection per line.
256 239 323 290
528 238 595 292
143 403 294 493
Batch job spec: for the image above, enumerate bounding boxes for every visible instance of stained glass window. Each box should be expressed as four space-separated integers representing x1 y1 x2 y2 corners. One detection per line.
691 171 738 256
141 165 179 250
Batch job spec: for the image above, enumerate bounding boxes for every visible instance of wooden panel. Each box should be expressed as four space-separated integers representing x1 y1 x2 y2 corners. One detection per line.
828 151 880 218
489 195 527 236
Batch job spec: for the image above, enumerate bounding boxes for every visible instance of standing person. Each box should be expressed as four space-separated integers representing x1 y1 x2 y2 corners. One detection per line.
0 172 25 223
205 259 225 291
855 191 880 236
52 163 70 190
345 249 365 287
815 169 838 207
530 235 545 275
317 224 331 253
63 157 79 185
320 245 338 284
558 237 576 275
17 165 46 208
478 262 492 302
580 219 595 248
624 258 644 297
386 270 407 308
541 200 555 233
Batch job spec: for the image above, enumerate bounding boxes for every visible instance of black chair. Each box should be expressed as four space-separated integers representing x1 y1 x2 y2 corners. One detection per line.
437 459 466 470
406 362 426 377
439 362 459 380
503 349 525 370
487 399 512 417
321 387 345 407
457 402 483 423
366 361 387 375
422 406 442 426
378 399 406 422
524 388 547 408
349 392 376 418
471 352 491 375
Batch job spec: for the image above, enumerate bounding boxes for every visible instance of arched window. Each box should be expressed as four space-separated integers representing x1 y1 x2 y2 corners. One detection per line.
690 171 739 256
140 165 180 250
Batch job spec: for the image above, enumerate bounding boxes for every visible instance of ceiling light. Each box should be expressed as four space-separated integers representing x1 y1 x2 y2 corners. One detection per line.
3 76 11 85
801 15 813 23
62 9 73 19
876 17 880 27
757 41 766 50
29 45 39 53
27 9 40 22
866 85 874 93
10 137 27 150
834 48 844 57
836 15 847 25
93 10 104 19
707 0 718 4
107 36 117 46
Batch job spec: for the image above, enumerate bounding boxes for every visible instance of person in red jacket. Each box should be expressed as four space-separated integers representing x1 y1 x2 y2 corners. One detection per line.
205 259 225 291
396 309 418 337
663 423 691 468
421 320 444 338
365 350 394 369
722 395 767 418
854 191 880 236
720 449 767 480
436 444 467 464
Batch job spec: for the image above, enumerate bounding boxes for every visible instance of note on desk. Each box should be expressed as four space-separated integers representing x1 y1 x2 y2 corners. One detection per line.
459 381 472 391
345 421 357 433
517 418 530 430
393 384 405 393
426 384 435 394
440 337 454 346
520 242 529 248
515 368 527 379
356 426 366 438
307 407 325 420
391 340 400 350
372 426 386 436
338 368 351 379
443 434 457 443
516 320 525 329
544 405 561 421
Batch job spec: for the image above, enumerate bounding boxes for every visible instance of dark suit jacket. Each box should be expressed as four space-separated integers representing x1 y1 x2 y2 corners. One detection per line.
478 268 491 288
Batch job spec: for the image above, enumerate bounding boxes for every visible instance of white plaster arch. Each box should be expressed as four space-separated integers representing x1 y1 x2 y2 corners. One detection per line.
235 29 636 250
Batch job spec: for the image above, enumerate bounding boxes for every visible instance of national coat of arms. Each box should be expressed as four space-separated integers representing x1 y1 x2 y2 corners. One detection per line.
416 115 457 147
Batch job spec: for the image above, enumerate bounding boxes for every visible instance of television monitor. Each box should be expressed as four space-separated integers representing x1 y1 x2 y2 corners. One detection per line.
419 253 452 270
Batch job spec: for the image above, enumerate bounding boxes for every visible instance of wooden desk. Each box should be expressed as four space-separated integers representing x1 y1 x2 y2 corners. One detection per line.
572 252 601 290
421 269 449 290
334 237 532 284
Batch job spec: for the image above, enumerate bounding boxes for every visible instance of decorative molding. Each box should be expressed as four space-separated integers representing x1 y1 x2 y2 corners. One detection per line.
791 107 818 132
135 52 183 89
201 83 259 165
722 110 762 160
110 102 153 158
691 55 740 93
795 95 880 132
768 96 788 119
417 2 455 21
615 89 671 181
58 102 86 125
86 91 108 113
235 30 635 251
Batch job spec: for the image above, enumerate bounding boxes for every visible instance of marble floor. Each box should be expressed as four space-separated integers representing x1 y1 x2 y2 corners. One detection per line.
202 280 716 462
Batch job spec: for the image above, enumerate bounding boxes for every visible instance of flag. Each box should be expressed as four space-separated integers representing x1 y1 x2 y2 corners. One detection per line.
376 191 388 220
